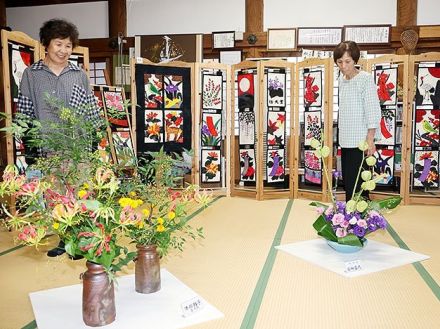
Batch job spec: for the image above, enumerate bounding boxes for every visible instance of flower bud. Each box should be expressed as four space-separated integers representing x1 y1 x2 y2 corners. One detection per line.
356 200 368 212
321 146 330 158
358 140 369 152
361 170 372 181
310 138 321 149
364 180 376 191
346 200 356 213
314 149 322 159
365 156 377 166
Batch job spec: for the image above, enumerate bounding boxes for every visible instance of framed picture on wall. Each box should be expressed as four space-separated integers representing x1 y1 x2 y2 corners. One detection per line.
212 31 235 49
343 25 391 45
219 50 242 65
267 28 297 51
297 27 342 47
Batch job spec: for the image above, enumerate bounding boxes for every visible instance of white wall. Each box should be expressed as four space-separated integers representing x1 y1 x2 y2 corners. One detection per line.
6 1 108 40
126 0 245 36
417 0 440 25
4 0 439 40
265 0 397 29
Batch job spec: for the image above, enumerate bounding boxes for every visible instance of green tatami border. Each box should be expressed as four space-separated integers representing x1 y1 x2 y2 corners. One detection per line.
386 222 440 301
0 244 24 257
240 199 293 329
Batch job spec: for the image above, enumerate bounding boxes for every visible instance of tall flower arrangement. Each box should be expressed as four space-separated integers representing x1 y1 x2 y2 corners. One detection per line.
309 138 401 247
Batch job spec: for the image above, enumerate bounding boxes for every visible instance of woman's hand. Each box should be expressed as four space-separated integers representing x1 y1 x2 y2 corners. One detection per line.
366 129 376 156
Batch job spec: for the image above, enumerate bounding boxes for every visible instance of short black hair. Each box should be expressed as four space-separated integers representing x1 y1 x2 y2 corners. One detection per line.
39 19 79 48
333 41 360 64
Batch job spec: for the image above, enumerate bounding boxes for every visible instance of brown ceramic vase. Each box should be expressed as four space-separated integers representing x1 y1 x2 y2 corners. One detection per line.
135 244 161 294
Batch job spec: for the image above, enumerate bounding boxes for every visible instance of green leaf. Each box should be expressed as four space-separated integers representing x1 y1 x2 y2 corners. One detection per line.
312 215 337 241
337 234 363 247
309 201 329 209
78 199 101 211
370 196 402 210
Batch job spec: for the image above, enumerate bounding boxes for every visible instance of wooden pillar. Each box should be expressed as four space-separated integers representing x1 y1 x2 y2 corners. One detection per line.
108 0 127 37
245 0 263 33
396 0 417 27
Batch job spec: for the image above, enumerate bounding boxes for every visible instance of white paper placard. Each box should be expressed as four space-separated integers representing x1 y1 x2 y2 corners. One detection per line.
276 239 429 278
30 269 223 329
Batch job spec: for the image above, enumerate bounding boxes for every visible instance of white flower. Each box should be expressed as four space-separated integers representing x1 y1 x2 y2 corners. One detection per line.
346 200 356 213
349 217 358 225
358 140 369 151
310 138 321 149
321 146 330 158
365 156 377 166
356 200 368 212
361 170 372 181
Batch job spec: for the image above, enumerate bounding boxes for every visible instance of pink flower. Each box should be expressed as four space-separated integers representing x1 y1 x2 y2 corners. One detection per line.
357 219 367 228
324 205 334 216
316 207 324 215
336 227 347 238
331 213 345 225
340 220 349 228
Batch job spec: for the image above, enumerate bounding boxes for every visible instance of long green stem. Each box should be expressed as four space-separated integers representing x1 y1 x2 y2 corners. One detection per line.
351 153 365 201
321 155 335 205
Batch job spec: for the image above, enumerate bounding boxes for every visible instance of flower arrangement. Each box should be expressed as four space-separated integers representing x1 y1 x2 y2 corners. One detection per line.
0 98 210 272
309 138 401 247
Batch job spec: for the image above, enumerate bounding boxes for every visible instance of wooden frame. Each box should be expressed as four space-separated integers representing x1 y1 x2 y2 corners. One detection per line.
212 31 235 49
267 28 297 51
194 62 232 195
292 57 334 202
366 55 410 203
405 52 440 205
130 58 196 185
343 24 391 45
297 27 343 47
0 30 41 170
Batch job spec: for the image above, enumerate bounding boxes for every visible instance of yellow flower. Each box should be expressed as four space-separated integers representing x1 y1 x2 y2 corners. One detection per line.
157 217 164 225
129 191 137 197
142 208 150 217
83 183 90 190
118 197 131 208
77 190 87 199
346 200 356 213
156 224 165 232
137 220 144 229
52 222 59 230
365 156 377 166
168 211 176 220
356 200 368 212
320 146 330 158
361 170 372 182
358 140 369 152
310 138 321 149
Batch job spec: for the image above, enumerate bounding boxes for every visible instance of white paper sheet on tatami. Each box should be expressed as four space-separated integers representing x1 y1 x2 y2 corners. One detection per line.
29 269 223 329
276 239 430 278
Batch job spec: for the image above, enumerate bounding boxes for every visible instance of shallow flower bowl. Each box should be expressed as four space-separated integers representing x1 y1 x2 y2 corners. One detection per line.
327 239 367 253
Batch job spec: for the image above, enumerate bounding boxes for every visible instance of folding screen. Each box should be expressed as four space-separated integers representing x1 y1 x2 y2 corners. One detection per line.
292 58 333 202
406 53 440 205
231 60 294 200
131 58 195 184
0 30 41 173
366 55 409 201
194 62 231 195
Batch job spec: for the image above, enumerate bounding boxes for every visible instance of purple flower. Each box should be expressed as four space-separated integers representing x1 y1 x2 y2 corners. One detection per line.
353 225 366 237
202 125 210 136
333 170 342 179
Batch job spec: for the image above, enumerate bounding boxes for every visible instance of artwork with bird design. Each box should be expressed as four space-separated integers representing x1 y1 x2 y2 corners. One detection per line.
416 67 440 107
414 109 440 148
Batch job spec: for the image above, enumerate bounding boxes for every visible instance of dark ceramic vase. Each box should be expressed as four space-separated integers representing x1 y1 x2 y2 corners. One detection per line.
82 261 116 327
135 244 161 294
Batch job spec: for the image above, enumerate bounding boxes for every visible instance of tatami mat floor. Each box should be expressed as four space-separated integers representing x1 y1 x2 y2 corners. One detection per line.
0 197 439 329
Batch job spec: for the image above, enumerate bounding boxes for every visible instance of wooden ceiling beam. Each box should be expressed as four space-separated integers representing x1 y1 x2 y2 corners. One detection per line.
5 0 106 8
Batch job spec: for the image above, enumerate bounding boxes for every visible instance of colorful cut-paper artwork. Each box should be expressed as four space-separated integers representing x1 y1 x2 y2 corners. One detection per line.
416 67 440 107
375 67 397 106
93 89 105 118
377 109 396 146
201 149 221 182
10 47 32 103
414 109 440 148
304 150 322 185
164 75 183 108
164 110 184 142
202 75 222 109
144 73 163 108
201 112 222 146
267 149 285 183
238 73 255 109
112 130 135 165
413 150 439 188
304 111 322 146
239 111 255 145
303 70 322 107
373 149 394 185
97 137 111 163
103 91 129 128
267 111 285 146
267 72 286 107
240 148 256 181
144 110 163 143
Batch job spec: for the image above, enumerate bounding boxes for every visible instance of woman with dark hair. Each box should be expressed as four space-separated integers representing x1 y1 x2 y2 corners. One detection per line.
333 41 381 201
17 19 101 257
